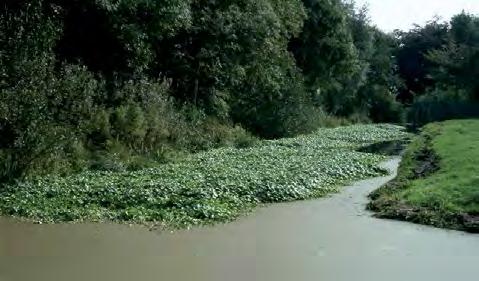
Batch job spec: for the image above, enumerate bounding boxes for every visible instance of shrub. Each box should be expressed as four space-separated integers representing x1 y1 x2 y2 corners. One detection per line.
408 88 479 127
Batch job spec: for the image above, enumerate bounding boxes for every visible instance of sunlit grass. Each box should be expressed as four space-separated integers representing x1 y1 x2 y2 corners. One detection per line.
370 119 479 232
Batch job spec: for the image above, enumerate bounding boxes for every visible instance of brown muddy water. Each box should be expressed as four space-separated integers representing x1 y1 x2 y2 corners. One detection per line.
0 157 478 281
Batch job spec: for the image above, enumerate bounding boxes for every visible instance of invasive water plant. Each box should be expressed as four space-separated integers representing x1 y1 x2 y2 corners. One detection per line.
0 124 408 228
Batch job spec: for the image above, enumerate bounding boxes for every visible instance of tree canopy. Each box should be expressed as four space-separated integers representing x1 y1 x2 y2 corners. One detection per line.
1 0 478 180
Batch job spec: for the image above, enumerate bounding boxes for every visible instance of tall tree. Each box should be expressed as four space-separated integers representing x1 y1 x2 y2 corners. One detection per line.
395 20 449 103
290 0 360 114
427 13 479 100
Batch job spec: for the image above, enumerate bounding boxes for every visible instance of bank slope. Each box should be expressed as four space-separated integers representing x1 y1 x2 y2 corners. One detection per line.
369 119 479 232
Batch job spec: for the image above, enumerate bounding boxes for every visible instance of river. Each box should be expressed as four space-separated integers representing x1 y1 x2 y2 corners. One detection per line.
1 157 478 281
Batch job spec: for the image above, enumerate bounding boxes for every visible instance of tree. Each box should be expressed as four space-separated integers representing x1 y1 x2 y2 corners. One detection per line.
427 13 479 100
290 0 360 111
152 0 309 137
395 20 449 103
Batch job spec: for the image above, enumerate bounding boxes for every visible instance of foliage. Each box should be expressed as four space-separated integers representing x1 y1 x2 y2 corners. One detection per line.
159 0 310 137
396 13 479 124
0 125 408 227
0 3 72 181
8 0 479 184
289 1 404 123
0 2 260 180
349 16 404 123
291 0 359 106
407 88 479 126
4 0 479 231
426 13 479 101
395 20 449 103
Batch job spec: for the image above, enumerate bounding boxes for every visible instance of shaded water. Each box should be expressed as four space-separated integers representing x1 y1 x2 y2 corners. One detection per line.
1 158 478 281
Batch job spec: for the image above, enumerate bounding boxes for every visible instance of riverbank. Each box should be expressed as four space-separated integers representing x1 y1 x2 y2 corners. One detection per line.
369 119 479 232
2 157 479 281
0 124 407 228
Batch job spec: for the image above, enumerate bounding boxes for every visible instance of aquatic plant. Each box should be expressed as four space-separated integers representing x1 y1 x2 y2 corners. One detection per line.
0 124 408 228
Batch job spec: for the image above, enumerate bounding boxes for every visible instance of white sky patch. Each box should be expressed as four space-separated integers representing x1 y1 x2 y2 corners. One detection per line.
354 0 479 32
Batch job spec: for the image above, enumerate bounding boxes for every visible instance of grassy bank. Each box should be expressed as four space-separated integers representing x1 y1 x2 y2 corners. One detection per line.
0 124 407 228
369 119 479 232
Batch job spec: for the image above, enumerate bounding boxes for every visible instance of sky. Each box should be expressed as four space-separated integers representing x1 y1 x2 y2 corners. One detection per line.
354 0 479 32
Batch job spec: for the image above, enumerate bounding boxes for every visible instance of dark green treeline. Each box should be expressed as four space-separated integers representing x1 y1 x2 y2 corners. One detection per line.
1 0 478 181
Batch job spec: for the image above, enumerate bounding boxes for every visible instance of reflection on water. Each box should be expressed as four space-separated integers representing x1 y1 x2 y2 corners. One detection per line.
1 158 478 281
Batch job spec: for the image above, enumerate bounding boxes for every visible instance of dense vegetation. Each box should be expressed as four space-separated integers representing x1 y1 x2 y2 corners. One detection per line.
396 14 479 125
2 0 478 181
0 0 406 181
369 120 479 232
0 124 407 227
1 1 478 228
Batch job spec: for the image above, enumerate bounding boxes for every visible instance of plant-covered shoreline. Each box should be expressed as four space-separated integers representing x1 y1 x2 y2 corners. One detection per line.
0 124 408 228
2 1 479 184
2 0 478 233
1 0 407 183
369 120 479 233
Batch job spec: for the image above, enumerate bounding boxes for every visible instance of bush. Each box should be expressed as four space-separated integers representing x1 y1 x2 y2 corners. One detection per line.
0 6 258 181
0 0 410 183
408 89 479 127
368 86 405 124
0 4 72 181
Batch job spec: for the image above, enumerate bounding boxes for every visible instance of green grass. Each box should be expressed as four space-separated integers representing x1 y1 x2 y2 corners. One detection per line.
369 119 479 232
0 124 408 229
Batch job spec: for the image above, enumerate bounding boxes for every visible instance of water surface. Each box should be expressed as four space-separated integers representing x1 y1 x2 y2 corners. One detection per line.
1 158 478 281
